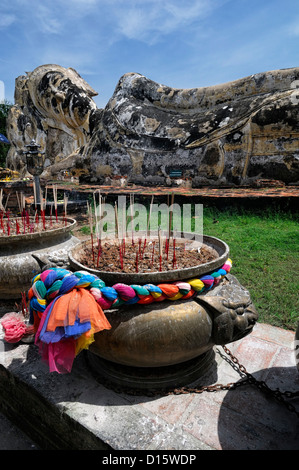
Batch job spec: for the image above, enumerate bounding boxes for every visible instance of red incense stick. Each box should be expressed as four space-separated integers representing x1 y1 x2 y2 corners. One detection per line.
119 243 124 270
165 238 169 260
16 219 20 234
42 210 46 230
96 240 102 267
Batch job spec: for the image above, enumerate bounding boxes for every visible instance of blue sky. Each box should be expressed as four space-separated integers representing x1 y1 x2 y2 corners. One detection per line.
1 0 299 109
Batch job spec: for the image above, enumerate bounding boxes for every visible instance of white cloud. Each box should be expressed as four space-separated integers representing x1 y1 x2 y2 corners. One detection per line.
35 5 62 34
1 0 226 44
0 14 16 28
105 0 224 44
1 1 63 34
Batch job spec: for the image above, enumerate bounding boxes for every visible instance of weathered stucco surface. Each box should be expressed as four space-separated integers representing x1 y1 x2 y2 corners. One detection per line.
6 64 97 176
7 65 299 186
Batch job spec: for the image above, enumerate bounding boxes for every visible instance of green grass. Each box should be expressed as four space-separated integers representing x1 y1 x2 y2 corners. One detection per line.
79 225 91 236
202 206 299 330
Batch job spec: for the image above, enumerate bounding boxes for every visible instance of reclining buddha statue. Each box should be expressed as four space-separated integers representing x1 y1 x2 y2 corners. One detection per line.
6 64 299 186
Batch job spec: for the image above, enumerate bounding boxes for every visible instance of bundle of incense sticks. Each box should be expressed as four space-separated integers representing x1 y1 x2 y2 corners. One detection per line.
0 184 75 237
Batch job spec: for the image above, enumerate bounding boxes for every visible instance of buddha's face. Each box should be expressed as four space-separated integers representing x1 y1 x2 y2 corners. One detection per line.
27 65 97 129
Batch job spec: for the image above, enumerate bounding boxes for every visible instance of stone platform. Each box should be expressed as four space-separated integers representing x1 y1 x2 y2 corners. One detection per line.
0 322 298 451
51 181 299 199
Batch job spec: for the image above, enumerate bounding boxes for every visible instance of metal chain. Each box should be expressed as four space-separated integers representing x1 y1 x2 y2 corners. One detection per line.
169 346 299 419
85 346 299 419
220 345 299 418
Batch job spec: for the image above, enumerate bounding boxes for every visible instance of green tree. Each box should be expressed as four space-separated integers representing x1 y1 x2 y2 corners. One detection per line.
0 100 12 168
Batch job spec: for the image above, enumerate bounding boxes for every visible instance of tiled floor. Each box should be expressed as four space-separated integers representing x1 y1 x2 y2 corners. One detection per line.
126 323 299 450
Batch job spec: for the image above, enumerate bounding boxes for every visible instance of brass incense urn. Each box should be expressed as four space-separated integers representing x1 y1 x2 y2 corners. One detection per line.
0 217 78 299
69 234 258 391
